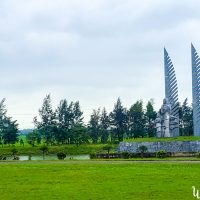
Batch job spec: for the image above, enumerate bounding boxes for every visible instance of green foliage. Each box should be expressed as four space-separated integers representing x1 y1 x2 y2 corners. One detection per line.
179 98 193 136
102 144 113 154
138 145 148 158
88 108 101 143
19 138 24 146
11 147 18 156
156 150 167 158
145 99 157 137
34 95 85 145
88 107 111 144
100 108 110 143
39 145 48 152
110 98 127 142
70 124 89 146
0 154 6 160
121 152 130 159
39 145 49 160
128 100 146 138
0 99 19 145
56 152 66 160
138 145 148 153
34 94 57 145
89 153 96 159
26 130 41 147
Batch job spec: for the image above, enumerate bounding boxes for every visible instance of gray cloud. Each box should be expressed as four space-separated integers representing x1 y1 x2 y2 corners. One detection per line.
0 0 199 128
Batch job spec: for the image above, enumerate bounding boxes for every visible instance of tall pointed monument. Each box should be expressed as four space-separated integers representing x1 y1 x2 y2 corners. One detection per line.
155 48 179 138
191 44 200 136
164 48 179 136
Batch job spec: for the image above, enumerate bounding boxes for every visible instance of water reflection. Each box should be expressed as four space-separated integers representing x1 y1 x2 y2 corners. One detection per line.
6 155 90 161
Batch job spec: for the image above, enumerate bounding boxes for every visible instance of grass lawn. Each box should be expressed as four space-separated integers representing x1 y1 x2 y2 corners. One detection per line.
0 161 198 200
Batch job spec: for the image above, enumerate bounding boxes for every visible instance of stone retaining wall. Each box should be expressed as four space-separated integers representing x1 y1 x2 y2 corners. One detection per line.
119 141 200 153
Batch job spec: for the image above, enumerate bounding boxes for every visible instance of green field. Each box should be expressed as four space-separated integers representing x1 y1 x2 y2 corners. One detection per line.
0 161 198 200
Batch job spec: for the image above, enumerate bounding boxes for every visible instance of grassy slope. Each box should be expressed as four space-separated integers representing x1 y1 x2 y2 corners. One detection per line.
0 144 118 155
1 136 200 156
0 161 198 200
124 136 200 142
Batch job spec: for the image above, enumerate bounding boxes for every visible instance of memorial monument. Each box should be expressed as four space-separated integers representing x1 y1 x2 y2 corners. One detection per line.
156 48 179 137
191 44 200 136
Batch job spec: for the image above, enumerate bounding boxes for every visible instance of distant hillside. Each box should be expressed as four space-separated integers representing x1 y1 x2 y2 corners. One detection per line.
19 129 34 135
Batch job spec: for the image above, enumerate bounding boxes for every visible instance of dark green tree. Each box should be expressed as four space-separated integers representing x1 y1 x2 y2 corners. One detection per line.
103 144 113 155
56 99 73 144
70 124 89 146
138 145 148 158
110 98 127 142
179 98 193 136
72 101 84 126
19 138 24 147
0 99 18 145
2 118 19 145
39 145 49 160
88 108 101 143
145 99 157 137
34 94 57 145
26 130 41 147
100 108 110 143
0 99 6 145
128 100 146 138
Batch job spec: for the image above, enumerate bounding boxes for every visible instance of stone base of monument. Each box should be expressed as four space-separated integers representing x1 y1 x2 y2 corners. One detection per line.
119 141 200 153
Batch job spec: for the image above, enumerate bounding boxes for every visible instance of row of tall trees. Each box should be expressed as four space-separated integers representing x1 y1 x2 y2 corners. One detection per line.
33 95 193 145
89 98 157 143
33 94 86 145
0 96 194 146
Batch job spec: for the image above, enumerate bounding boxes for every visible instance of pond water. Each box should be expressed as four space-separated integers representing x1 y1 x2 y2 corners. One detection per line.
6 154 90 161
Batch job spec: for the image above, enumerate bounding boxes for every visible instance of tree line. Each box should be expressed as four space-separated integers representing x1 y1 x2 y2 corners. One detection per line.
31 94 193 145
0 95 193 145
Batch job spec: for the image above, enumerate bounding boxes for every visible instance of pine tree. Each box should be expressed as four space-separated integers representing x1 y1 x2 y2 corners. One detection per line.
34 94 57 145
179 98 193 136
88 108 101 143
56 99 73 144
145 99 157 137
100 108 110 143
110 98 127 142
72 101 84 126
128 100 146 138
0 99 18 145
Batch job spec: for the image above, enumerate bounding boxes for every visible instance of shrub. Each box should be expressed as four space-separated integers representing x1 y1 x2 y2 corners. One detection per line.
39 145 49 160
11 147 18 156
196 153 200 158
138 145 148 153
138 145 148 158
13 156 20 160
103 145 113 155
156 150 167 158
90 153 96 159
121 152 130 159
57 152 66 160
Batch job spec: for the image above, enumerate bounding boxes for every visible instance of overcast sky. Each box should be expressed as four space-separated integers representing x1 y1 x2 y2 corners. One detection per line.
0 0 200 129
